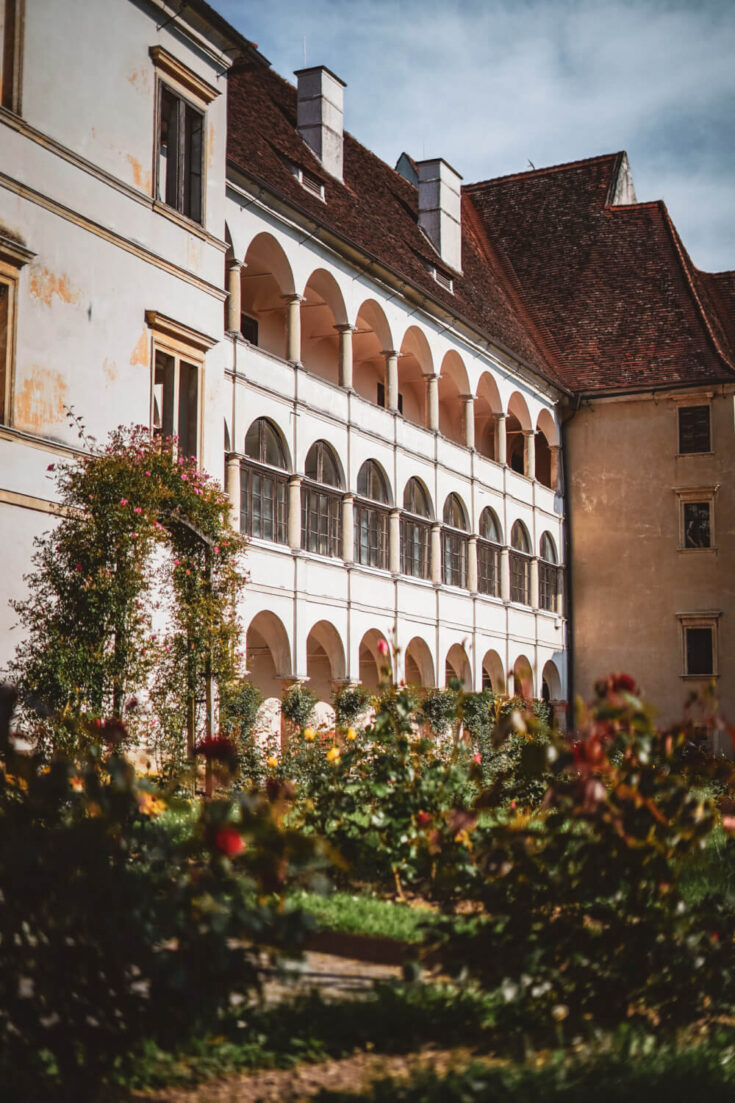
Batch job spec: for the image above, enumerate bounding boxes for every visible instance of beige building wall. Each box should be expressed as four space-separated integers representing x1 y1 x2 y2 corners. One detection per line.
568 387 735 741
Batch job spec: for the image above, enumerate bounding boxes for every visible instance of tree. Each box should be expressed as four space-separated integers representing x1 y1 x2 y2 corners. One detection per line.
10 424 245 755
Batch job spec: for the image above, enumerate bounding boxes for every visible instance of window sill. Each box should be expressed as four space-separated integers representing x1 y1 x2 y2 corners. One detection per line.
152 199 207 238
677 545 718 553
680 673 719 681
675 450 714 458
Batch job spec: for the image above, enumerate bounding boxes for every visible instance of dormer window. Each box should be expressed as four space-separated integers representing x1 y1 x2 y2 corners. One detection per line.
286 159 326 201
424 262 454 293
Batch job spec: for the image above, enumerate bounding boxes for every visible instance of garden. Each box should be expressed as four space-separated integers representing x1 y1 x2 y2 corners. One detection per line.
2 428 735 1101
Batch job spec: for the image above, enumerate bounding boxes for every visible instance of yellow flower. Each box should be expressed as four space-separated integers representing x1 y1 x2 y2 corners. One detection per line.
70 776 84 793
267 755 279 769
345 728 357 742
137 792 167 818
303 727 316 742
326 746 341 764
4 773 28 792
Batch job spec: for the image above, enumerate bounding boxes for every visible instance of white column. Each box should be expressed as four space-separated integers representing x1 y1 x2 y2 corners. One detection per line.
288 475 302 549
462 395 475 449
500 547 510 602
225 454 241 529
431 522 442 585
389 508 401 574
530 557 540 609
524 430 536 479
468 534 478 592
342 493 354 563
384 350 399 411
226 260 243 334
427 374 439 431
283 294 303 364
495 413 507 465
336 324 354 389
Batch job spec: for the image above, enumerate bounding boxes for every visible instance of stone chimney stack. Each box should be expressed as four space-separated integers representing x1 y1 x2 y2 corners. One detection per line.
416 158 463 272
295 66 346 182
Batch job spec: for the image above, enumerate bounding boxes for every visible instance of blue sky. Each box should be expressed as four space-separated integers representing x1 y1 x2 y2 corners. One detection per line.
218 0 735 272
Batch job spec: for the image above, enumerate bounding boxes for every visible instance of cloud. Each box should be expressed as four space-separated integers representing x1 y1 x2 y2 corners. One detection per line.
221 0 735 270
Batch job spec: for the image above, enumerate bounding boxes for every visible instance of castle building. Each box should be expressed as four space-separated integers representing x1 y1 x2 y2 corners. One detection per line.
1 0 731 737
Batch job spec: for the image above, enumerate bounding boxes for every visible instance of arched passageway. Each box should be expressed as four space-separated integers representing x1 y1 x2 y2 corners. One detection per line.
404 636 435 688
359 628 391 692
445 643 471 688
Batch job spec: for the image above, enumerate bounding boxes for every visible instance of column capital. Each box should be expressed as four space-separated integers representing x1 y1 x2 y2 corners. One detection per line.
281 292 304 304
493 410 507 421
522 427 535 437
381 348 399 359
342 490 355 503
226 257 245 272
460 393 475 403
334 322 356 334
288 473 303 487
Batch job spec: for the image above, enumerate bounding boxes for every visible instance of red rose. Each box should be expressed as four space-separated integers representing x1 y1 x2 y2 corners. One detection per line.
611 673 637 693
472 753 482 764
214 826 243 857
417 810 432 826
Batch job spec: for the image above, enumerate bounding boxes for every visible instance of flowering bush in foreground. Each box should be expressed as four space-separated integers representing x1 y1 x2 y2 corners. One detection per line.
0 687 322 1101
431 674 735 1038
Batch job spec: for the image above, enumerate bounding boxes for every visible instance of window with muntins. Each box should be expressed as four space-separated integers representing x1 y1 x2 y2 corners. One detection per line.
240 419 288 544
539 531 559 612
302 441 343 558
683 502 711 548
678 405 710 454
355 460 390 569
477 507 501 597
401 478 432 580
686 627 714 676
442 493 469 588
510 520 531 605
157 84 203 222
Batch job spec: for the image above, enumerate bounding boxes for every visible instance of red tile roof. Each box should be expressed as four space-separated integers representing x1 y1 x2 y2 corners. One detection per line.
226 61 565 388
466 154 735 394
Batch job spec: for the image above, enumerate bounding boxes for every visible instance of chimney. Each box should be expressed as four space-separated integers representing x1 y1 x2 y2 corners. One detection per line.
416 158 463 272
295 66 346 182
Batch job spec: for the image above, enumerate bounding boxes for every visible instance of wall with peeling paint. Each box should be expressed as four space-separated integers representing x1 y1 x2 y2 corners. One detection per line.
567 391 735 744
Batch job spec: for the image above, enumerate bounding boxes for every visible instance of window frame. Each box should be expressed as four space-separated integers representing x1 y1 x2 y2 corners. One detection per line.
676 487 717 551
146 311 215 462
240 460 288 545
0 234 33 427
301 481 342 559
1 0 24 114
676 401 712 456
149 48 218 228
677 612 721 679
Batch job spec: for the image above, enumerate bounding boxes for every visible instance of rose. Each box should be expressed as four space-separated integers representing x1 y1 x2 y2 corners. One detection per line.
326 746 341 764
377 638 389 656
416 810 432 826
346 727 357 742
303 727 316 742
214 826 243 857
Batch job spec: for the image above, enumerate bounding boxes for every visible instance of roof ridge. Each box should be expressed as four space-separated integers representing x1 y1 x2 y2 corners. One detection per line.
464 151 621 191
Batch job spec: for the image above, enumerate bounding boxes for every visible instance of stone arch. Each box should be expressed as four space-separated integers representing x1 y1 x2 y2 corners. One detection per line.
241 232 297 358
306 620 346 720
438 350 469 445
512 653 534 698
359 628 391 692
481 649 505 693
541 659 562 702
506 391 532 475
398 325 433 427
535 408 558 488
353 299 394 405
475 372 502 460
405 636 435 688
301 268 348 386
445 642 471 688
245 610 292 700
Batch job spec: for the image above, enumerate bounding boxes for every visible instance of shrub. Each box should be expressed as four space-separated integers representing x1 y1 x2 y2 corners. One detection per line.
333 684 372 731
281 683 317 729
220 679 264 787
420 688 459 737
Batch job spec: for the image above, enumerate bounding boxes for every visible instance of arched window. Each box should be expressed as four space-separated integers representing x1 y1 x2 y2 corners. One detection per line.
442 493 469 588
302 441 343 558
401 477 432 579
510 520 531 605
355 460 391 569
240 418 288 544
478 506 502 598
539 532 559 613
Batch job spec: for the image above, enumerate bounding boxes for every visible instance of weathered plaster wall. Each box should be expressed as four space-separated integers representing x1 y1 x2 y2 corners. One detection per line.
568 390 735 738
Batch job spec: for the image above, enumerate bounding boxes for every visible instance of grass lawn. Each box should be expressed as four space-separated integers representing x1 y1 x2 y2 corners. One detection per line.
287 889 438 943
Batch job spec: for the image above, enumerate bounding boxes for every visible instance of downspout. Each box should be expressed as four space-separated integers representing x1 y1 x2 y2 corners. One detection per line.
560 396 580 731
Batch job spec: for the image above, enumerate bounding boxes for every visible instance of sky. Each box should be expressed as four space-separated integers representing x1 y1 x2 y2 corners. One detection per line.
217 0 735 273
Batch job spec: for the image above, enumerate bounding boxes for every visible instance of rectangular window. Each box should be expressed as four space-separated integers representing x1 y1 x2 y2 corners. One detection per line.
301 484 341 558
354 504 389 570
686 627 713 676
0 236 31 426
401 517 431 579
1 0 23 113
678 613 720 679
683 501 711 548
156 84 203 223
442 529 467 588
678 405 710 454
477 540 500 597
510 551 530 605
240 464 288 545
539 562 559 612
152 349 199 459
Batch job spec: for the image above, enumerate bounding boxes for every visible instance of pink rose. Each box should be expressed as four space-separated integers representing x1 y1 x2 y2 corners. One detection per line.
377 639 389 657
